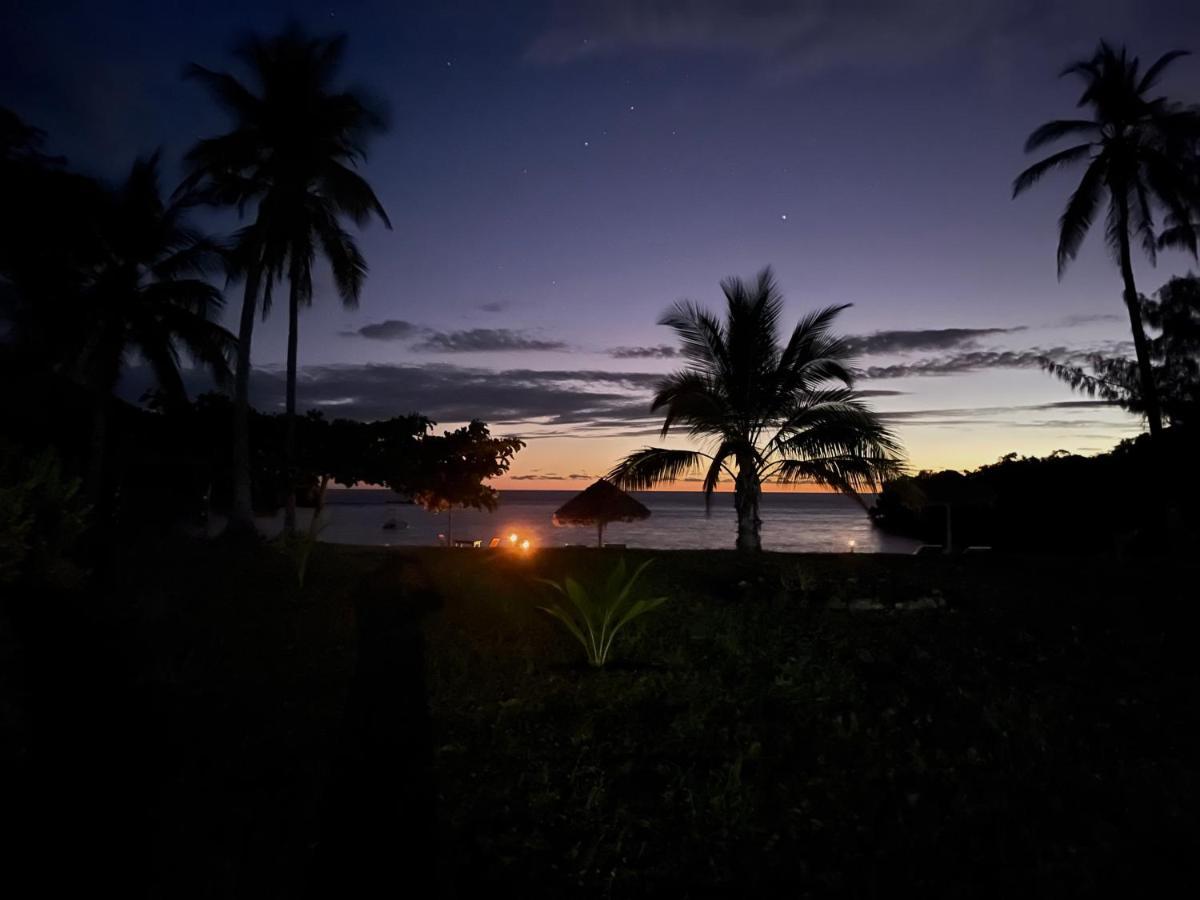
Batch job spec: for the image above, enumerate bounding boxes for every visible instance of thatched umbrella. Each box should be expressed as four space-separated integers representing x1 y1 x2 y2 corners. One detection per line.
553 478 651 547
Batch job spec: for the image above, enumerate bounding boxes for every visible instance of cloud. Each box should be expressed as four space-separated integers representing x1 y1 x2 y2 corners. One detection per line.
863 347 1082 379
847 326 1025 355
528 0 1053 76
609 344 678 359
1031 400 1117 410
234 363 661 427
411 328 569 353
342 319 419 340
1053 312 1124 328
876 399 1130 429
479 302 508 313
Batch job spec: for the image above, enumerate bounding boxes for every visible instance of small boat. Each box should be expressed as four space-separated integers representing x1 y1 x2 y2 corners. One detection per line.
382 517 408 531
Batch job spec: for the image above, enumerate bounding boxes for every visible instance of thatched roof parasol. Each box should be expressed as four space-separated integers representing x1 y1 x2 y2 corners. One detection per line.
552 479 651 547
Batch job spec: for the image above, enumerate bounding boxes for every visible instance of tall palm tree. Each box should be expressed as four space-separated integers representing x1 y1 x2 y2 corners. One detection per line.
73 154 234 500
608 268 903 551
1014 41 1200 439
182 25 391 532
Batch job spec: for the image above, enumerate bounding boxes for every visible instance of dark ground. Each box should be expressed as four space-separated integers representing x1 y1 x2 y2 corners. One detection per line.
4 542 1200 897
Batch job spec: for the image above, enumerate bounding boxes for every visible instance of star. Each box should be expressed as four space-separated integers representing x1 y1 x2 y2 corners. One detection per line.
584 141 590 147
780 214 788 221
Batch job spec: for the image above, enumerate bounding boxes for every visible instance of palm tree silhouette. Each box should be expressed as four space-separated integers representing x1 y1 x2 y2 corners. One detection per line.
72 154 233 500
182 25 391 532
1014 41 1200 439
607 268 903 551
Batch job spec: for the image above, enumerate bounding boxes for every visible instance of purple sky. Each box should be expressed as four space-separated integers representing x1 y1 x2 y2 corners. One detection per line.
5 0 1199 485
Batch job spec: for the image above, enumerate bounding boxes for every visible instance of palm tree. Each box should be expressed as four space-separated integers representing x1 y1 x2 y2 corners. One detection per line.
182 25 391 532
608 268 904 551
72 154 234 500
1013 41 1200 440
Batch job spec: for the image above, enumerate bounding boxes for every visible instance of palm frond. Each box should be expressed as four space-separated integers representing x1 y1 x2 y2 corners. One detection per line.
1023 120 1101 152
1056 153 1107 275
777 303 853 374
700 441 740 512
723 266 783 374
651 369 728 439
768 391 899 454
1012 143 1093 197
659 299 729 376
1158 218 1199 255
183 64 261 121
608 447 710 491
772 455 905 498
318 160 391 228
311 206 367 306
1138 49 1190 93
772 412 902 464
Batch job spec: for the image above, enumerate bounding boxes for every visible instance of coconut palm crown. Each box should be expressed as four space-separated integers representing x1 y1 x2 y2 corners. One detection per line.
608 267 904 551
72 154 233 499
1013 41 1200 439
181 24 391 532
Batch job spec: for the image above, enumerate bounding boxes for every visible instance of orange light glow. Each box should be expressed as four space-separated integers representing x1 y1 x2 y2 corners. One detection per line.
520 539 530 551
509 532 518 544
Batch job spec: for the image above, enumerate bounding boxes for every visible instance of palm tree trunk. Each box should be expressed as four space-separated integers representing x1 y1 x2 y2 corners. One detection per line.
229 267 260 533
1115 201 1163 439
597 521 604 548
284 276 300 534
733 465 763 552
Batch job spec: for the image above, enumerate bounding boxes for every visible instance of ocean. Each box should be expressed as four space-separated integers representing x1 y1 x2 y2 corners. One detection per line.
240 489 921 554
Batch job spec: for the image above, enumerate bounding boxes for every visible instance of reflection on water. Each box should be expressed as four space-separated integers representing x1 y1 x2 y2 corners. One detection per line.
215 489 920 554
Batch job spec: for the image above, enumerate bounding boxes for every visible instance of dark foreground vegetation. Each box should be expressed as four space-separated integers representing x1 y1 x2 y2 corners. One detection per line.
5 543 1199 897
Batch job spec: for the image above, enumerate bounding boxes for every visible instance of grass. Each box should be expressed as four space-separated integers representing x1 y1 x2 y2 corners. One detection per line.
5 542 1200 896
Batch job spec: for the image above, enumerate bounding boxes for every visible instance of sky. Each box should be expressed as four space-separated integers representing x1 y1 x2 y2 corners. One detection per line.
4 0 1200 488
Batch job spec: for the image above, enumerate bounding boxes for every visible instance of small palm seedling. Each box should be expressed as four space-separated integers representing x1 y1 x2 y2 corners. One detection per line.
537 558 667 668
278 509 329 589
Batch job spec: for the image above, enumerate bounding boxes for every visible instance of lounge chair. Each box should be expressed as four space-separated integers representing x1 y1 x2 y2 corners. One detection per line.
913 544 945 556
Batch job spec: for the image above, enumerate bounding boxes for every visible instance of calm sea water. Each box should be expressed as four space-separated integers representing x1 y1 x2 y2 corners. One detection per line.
241 489 920 554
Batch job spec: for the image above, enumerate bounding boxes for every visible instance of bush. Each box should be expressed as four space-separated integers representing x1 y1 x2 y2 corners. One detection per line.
0 443 90 589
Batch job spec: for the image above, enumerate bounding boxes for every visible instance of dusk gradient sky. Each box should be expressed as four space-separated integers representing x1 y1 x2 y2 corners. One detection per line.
5 0 1200 487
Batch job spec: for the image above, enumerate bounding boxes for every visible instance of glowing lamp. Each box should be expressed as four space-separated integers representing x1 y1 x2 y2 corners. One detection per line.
848 539 857 553
509 532 519 544
520 539 531 551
